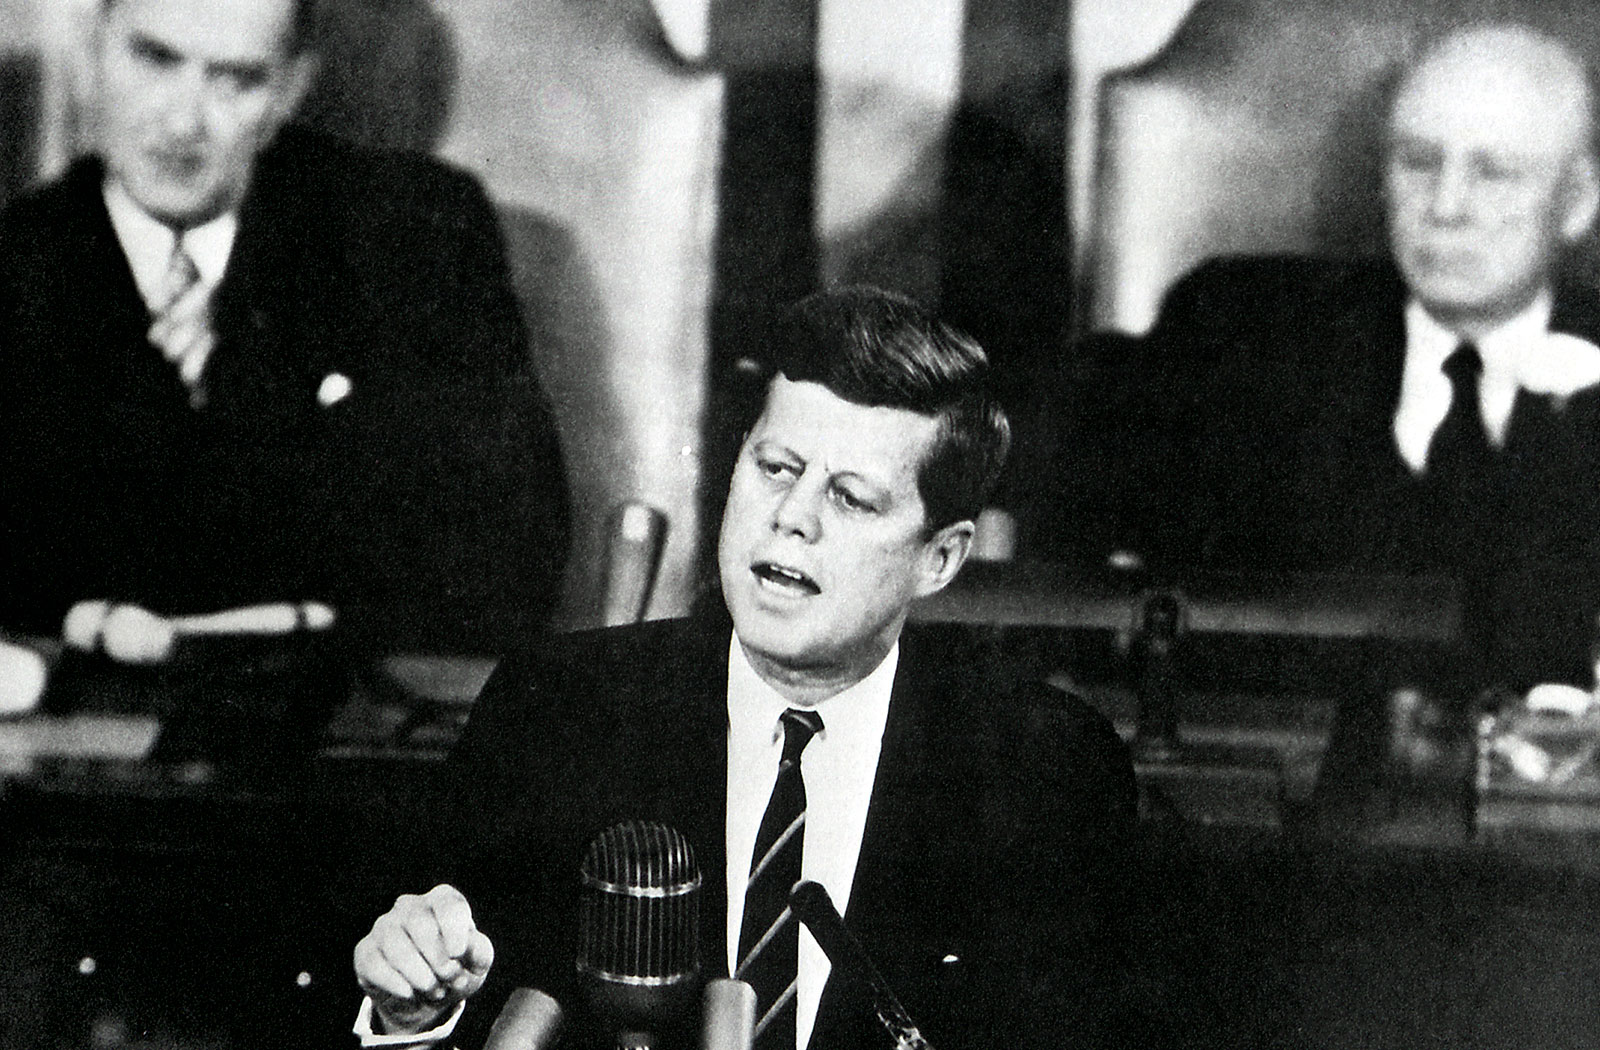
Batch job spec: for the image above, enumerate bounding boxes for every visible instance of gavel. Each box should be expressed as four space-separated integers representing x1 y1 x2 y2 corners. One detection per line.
62 600 336 664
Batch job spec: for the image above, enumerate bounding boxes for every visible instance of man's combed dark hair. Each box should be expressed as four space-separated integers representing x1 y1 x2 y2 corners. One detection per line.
766 286 1011 533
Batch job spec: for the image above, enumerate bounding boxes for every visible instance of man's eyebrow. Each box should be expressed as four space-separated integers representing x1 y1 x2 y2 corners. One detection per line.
209 58 274 82
829 468 892 496
750 439 803 464
127 32 182 63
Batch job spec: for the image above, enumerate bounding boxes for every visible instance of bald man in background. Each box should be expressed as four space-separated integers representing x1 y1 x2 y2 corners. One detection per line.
1133 21 1600 687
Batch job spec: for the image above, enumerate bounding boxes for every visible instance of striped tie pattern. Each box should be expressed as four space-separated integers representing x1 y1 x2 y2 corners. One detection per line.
147 237 216 407
737 707 823 1050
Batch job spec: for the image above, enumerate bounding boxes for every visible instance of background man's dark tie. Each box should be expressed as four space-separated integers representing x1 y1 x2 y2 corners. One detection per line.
737 707 823 1050
1427 342 1491 482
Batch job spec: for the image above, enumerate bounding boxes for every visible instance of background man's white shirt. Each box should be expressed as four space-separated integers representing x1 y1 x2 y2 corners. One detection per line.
1390 293 1600 472
103 178 236 311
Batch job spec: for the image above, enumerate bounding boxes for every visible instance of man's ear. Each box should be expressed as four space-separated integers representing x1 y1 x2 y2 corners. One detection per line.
267 52 319 134
914 519 974 599
1560 152 1600 242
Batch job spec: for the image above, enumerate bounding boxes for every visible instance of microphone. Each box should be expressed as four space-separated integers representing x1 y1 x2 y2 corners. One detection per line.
483 988 566 1050
788 881 936 1050
577 820 703 1048
699 979 755 1050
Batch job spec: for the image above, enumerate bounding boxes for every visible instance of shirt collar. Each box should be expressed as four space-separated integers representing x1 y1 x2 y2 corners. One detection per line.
1405 292 1600 398
103 178 239 308
726 634 899 744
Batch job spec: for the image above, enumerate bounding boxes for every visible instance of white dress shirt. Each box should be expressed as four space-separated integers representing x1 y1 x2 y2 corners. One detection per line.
725 633 895 1050
103 179 237 312
1391 294 1600 473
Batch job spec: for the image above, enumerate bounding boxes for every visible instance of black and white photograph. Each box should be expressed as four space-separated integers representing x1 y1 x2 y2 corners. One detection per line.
3 0 1600 1047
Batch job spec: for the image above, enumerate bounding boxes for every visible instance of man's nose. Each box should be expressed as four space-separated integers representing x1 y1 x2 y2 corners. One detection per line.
771 482 822 541
1426 158 1473 223
158 69 207 139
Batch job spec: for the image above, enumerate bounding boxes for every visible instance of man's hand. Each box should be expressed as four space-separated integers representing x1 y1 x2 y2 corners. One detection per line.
354 884 495 1035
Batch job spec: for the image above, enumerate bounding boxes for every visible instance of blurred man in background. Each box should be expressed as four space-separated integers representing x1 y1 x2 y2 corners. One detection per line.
0 0 569 690
1137 22 1600 686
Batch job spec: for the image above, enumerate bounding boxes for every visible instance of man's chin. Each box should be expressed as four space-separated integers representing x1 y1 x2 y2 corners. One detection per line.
1414 283 1537 330
728 593 804 642
123 178 228 228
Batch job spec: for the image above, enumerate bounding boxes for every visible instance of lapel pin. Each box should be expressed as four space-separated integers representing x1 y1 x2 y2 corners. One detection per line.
317 372 353 407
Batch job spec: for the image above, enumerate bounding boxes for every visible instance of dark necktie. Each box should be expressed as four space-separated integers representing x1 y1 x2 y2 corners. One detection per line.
737 707 824 1050
1426 342 1491 481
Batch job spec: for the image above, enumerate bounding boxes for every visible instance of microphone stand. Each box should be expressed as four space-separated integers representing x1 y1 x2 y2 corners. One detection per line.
788 881 935 1050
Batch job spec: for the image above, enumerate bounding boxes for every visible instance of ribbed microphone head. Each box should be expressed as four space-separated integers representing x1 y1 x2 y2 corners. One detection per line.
577 821 702 1038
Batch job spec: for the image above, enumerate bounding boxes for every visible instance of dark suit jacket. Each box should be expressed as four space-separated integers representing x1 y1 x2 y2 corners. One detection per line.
0 129 569 653
1137 255 1600 684
436 614 1140 1049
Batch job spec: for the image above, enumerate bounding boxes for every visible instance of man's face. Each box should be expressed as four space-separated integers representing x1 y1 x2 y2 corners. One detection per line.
1385 29 1598 332
718 376 972 696
94 0 312 226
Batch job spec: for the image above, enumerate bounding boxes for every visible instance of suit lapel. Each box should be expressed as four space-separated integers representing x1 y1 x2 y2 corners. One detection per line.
651 621 733 980
845 645 934 941
1517 279 1600 455
683 658 731 982
809 633 942 1045
1292 261 1408 471
62 162 186 404
1332 262 1408 440
204 151 322 422
1288 264 1413 564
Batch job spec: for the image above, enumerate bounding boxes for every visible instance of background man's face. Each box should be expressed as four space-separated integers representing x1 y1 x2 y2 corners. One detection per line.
1385 29 1598 331
95 0 311 226
718 377 962 691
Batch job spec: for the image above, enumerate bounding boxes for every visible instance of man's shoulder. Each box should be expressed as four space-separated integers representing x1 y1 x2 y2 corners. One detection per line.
448 618 729 798
484 617 729 708
896 624 1134 790
251 127 487 215
521 615 723 664
1154 253 1402 333
1172 253 1395 293
0 156 106 250
1553 275 1600 345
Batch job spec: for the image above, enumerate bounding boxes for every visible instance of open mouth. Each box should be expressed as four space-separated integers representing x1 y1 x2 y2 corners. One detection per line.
752 561 820 596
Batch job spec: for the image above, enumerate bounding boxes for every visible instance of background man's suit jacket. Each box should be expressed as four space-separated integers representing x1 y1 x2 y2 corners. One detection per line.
1135 256 1600 684
0 129 570 653
434 613 1140 1049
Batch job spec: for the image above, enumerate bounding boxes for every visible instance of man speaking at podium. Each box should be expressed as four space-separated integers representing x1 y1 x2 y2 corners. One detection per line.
352 289 1140 1049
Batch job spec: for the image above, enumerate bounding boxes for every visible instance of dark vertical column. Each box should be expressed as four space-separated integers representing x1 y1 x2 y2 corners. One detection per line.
941 0 1072 546
700 0 820 585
